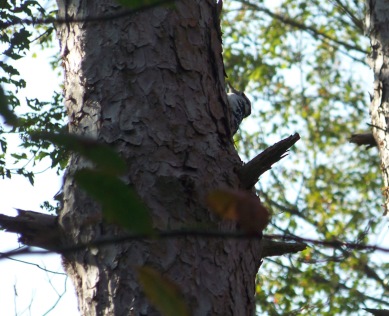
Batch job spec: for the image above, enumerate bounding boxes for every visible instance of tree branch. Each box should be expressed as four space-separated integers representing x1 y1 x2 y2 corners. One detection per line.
364 309 389 316
330 0 364 32
237 133 300 189
349 133 377 148
261 239 307 258
238 0 368 55
1 209 389 258
268 257 389 307
0 209 61 250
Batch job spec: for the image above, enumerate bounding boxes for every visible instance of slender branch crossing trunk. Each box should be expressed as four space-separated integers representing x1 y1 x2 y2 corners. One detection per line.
55 1 264 315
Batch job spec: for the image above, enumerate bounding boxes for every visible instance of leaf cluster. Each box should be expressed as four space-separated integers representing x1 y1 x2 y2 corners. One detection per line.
0 1 66 185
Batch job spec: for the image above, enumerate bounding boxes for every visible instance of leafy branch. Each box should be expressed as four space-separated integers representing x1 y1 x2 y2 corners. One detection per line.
237 0 368 55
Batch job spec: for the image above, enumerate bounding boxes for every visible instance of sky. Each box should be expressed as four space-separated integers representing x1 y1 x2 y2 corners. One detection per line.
0 46 79 315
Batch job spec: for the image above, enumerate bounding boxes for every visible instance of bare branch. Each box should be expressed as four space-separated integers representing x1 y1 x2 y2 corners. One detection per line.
349 133 377 148
364 308 389 316
4 255 66 275
261 239 307 258
0 226 388 261
0 209 60 250
237 133 300 189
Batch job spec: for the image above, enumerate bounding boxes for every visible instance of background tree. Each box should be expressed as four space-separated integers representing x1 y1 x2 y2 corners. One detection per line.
1 0 389 315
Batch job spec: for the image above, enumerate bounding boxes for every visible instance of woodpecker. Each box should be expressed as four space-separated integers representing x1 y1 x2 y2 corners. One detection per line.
227 82 252 135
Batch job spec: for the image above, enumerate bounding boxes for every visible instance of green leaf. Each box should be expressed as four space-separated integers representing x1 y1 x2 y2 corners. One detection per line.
138 266 190 316
0 86 19 126
26 171 34 185
74 169 153 234
31 132 126 174
10 153 27 160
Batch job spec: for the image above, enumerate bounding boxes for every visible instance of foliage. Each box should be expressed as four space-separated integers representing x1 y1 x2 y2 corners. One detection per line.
137 266 190 316
222 0 387 314
0 0 67 187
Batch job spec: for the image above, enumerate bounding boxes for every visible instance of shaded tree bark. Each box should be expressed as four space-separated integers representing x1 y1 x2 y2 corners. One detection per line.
366 0 389 215
55 1 263 315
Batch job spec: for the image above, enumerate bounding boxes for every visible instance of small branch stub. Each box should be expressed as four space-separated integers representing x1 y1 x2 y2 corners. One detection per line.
349 133 377 149
364 308 389 316
0 209 60 250
261 239 307 258
237 133 300 189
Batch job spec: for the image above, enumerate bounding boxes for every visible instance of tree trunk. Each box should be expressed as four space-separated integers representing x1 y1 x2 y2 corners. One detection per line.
55 1 263 315
366 0 389 216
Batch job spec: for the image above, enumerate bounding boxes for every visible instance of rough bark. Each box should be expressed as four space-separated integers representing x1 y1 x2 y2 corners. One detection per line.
55 1 262 315
366 0 389 215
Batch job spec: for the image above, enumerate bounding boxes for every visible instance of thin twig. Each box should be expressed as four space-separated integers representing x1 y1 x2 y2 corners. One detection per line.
1 229 389 260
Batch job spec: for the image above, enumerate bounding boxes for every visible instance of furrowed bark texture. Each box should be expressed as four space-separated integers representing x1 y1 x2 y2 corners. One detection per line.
366 0 389 215
56 1 263 315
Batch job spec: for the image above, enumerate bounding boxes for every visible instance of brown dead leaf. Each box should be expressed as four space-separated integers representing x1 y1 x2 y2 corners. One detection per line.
207 189 270 233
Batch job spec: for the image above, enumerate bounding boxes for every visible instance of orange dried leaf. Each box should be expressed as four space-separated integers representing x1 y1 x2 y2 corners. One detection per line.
207 189 270 233
206 189 239 220
137 266 190 316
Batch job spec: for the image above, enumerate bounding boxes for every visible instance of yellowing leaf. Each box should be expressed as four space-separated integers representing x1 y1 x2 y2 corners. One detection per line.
137 266 190 316
206 189 239 220
207 189 270 233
